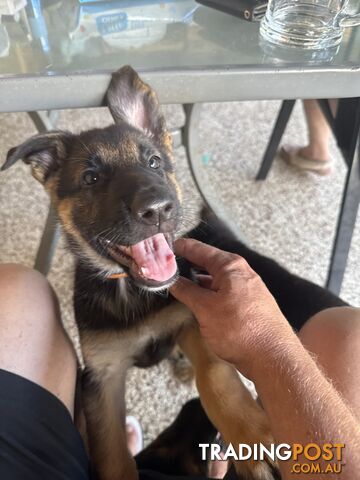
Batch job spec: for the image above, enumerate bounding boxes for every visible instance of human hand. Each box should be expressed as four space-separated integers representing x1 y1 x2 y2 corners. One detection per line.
170 239 295 377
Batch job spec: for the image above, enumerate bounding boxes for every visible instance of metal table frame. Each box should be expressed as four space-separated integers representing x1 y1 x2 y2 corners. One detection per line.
1 67 360 113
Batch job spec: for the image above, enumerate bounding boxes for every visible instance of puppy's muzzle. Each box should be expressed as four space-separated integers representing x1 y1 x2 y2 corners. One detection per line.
131 187 176 228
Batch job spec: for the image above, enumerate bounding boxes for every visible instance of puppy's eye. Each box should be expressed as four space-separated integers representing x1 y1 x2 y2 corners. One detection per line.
83 170 99 185
148 155 161 169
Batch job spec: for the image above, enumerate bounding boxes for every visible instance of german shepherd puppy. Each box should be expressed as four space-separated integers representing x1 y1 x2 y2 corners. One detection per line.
2 66 346 480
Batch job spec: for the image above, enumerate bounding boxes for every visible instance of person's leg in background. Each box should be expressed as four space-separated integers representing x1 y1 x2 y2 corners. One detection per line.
281 99 338 175
298 99 333 163
299 306 360 418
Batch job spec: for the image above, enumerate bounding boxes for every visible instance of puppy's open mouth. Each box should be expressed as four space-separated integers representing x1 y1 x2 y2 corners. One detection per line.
99 233 177 286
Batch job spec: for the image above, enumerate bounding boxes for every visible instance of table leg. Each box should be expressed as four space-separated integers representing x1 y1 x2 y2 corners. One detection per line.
182 103 224 211
326 132 360 295
182 103 211 207
256 99 296 180
28 111 60 276
182 103 246 240
28 111 55 133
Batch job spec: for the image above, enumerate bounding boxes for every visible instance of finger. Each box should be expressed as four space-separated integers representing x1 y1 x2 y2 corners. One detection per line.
170 276 210 311
174 238 238 277
195 274 213 290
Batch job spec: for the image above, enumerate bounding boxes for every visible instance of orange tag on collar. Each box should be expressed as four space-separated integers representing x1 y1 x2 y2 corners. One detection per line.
108 273 129 279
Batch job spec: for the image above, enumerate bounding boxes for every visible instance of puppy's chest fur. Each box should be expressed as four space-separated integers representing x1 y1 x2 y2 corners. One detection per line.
74 264 193 376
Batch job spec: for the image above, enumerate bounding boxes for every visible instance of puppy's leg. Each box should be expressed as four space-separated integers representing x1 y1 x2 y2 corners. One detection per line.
82 366 136 480
81 331 137 480
74 371 89 454
178 323 279 480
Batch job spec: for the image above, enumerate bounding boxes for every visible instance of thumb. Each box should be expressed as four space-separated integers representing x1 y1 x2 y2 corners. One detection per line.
170 276 210 312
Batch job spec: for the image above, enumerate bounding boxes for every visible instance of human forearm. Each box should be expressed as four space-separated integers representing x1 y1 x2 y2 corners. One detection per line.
245 331 360 480
169 239 360 478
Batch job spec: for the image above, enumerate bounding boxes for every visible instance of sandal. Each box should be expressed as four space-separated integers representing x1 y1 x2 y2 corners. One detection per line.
280 145 333 176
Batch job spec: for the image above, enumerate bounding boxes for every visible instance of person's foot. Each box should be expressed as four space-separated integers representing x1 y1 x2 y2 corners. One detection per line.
280 144 333 176
126 416 143 456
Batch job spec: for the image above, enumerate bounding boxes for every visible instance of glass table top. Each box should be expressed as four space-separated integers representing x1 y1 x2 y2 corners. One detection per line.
0 0 359 78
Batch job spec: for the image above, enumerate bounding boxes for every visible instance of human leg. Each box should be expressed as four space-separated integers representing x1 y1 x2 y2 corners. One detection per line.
280 99 338 175
0 263 90 480
299 99 332 161
298 306 360 418
0 263 77 416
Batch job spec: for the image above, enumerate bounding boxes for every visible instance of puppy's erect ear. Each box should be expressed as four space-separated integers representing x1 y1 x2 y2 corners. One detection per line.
1 131 72 184
106 65 171 150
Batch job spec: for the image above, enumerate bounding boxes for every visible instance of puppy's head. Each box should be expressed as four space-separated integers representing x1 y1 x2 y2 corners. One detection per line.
3 66 182 291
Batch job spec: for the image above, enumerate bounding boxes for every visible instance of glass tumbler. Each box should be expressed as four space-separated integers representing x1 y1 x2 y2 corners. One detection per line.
260 0 360 49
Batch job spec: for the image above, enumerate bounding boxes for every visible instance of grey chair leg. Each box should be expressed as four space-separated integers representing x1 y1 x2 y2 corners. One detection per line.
256 100 296 180
326 132 360 295
34 204 61 275
28 111 55 133
27 111 60 276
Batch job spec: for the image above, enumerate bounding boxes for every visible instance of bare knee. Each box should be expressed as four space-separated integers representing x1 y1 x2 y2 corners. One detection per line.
0 262 44 280
299 306 360 352
0 262 52 306
299 307 360 416
0 262 45 288
0 263 77 415
0 261 74 359
0 263 60 333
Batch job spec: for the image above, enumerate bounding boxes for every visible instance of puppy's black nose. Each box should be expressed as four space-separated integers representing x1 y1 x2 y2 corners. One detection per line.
133 198 174 225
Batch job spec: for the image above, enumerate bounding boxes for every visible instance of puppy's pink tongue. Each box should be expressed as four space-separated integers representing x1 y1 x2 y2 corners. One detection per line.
130 233 176 282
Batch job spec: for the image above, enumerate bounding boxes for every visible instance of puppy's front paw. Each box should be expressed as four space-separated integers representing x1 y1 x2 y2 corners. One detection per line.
220 404 280 480
231 429 280 480
169 347 194 383
234 455 280 480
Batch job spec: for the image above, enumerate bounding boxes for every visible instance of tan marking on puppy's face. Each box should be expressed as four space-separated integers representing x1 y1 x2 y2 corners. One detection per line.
93 136 139 167
167 172 183 203
44 175 59 201
160 131 174 158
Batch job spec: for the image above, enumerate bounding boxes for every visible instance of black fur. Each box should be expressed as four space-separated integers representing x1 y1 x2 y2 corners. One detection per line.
136 398 217 476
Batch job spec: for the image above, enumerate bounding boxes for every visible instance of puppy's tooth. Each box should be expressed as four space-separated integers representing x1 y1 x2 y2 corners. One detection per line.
141 267 150 276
